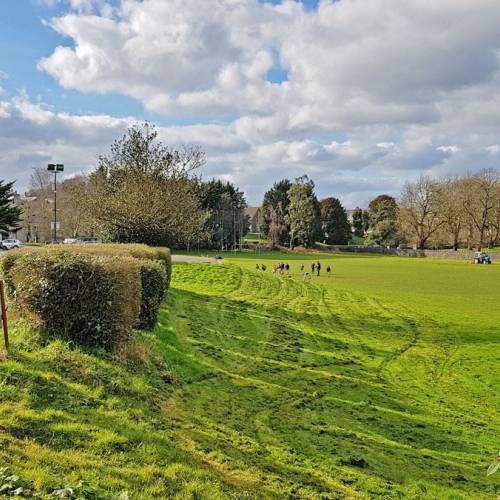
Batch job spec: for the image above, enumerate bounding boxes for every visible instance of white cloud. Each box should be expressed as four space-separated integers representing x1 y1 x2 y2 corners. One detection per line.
2 0 500 206
436 145 459 154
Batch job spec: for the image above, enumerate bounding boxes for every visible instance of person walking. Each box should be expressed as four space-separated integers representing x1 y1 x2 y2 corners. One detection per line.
311 262 316 273
326 265 331 277
317 261 321 276
300 263 305 273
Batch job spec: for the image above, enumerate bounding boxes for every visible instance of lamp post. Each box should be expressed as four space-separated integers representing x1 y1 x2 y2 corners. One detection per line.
47 163 64 242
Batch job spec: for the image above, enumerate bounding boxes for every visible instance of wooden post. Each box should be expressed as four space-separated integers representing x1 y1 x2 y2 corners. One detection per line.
0 281 9 352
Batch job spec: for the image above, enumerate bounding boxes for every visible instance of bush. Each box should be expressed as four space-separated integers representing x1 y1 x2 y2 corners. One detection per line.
0 251 22 295
50 243 172 331
7 250 141 349
137 259 167 330
45 243 172 290
0 243 171 345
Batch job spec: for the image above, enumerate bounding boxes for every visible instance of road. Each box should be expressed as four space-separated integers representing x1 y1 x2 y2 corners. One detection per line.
171 255 218 264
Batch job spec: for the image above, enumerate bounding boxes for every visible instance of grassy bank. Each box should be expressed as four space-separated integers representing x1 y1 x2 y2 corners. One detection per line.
0 325 238 498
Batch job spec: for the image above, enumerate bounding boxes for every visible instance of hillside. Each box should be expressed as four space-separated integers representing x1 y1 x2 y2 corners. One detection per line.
0 254 499 498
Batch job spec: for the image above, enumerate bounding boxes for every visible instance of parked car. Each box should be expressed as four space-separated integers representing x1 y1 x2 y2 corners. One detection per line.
473 251 492 264
63 238 78 244
75 237 99 244
0 239 23 250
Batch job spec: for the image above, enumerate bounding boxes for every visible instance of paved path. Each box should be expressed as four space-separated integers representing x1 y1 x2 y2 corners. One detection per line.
172 255 218 264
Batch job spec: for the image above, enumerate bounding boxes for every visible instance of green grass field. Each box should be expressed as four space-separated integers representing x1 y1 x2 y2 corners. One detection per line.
0 252 499 498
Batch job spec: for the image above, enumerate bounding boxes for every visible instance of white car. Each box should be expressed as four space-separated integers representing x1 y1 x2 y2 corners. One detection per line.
1 239 23 250
63 238 78 244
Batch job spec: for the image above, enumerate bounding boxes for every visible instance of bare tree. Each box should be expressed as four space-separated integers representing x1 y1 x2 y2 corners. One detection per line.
462 169 499 249
58 176 95 238
439 177 466 251
27 167 53 241
399 176 444 249
487 181 500 246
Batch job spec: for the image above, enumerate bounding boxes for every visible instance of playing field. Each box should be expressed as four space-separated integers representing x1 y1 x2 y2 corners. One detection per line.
161 252 500 498
0 251 498 498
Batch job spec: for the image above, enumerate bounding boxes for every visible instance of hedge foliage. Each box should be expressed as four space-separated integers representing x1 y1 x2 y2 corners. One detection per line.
137 259 168 330
45 243 172 287
0 244 171 349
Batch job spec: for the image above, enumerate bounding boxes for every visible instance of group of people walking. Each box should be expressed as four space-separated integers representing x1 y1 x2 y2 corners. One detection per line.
256 261 332 279
273 262 290 274
300 261 331 278
256 262 291 274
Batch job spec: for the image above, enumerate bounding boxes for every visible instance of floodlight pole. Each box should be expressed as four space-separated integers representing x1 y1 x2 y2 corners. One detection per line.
47 164 64 242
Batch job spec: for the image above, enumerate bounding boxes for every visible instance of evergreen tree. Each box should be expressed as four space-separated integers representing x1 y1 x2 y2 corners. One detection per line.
0 180 22 235
366 194 399 247
320 197 351 245
286 176 320 248
197 179 248 250
352 206 364 237
362 209 370 233
260 179 292 246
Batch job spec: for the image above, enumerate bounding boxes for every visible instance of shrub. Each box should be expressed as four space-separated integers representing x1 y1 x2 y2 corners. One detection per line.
1 243 171 342
7 250 141 349
137 259 167 330
45 243 172 289
0 251 22 295
48 243 172 331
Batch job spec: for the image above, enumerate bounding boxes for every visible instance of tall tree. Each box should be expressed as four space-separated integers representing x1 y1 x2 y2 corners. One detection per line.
260 179 292 246
58 176 95 238
197 179 248 250
362 209 370 233
84 122 206 248
0 180 22 235
286 176 320 248
320 197 351 245
267 204 288 248
399 177 443 249
366 194 399 247
352 207 364 237
26 167 53 241
439 177 466 251
462 169 499 249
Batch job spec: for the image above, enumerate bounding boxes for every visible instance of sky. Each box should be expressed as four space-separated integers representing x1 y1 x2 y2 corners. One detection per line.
1 0 500 207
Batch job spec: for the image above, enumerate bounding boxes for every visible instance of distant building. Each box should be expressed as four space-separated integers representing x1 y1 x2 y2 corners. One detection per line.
245 206 261 233
345 209 356 224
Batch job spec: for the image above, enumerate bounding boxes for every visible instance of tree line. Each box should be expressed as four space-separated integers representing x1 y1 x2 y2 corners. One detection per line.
259 176 352 248
3 122 499 251
399 170 500 250
16 123 248 250
259 170 500 250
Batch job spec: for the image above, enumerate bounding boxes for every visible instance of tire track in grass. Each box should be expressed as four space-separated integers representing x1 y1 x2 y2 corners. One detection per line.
166 263 492 499
169 268 371 496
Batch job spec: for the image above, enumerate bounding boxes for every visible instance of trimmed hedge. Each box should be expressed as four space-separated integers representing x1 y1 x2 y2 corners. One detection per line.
137 259 168 330
1 251 21 296
45 243 172 289
0 243 172 349
6 251 141 349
